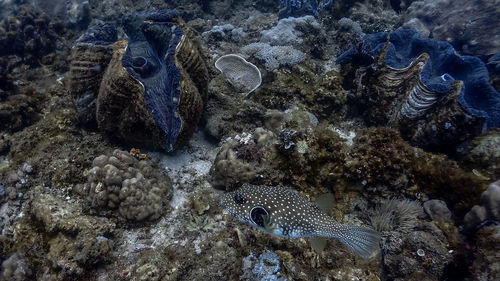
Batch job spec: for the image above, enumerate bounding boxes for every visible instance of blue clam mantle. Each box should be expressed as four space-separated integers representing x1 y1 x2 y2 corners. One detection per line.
121 10 184 151
70 10 207 151
337 29 500 129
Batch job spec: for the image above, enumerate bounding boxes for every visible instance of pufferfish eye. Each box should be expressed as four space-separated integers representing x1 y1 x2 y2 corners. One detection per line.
250 206 270 228
233 193 247 205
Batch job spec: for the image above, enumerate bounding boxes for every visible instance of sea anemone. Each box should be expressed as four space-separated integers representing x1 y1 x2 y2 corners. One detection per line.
370 198 424 232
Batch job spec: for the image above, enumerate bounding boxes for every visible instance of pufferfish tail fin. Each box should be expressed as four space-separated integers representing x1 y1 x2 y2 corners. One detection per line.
337 225 381 259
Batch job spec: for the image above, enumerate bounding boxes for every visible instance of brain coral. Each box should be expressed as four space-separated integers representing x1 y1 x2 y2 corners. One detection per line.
75 149 172 221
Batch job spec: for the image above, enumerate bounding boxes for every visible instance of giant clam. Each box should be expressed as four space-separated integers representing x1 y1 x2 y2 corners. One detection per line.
337 29 500 152
69 10 209 151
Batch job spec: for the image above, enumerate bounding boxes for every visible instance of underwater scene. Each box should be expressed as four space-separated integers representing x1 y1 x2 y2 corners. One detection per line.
0 0 499 280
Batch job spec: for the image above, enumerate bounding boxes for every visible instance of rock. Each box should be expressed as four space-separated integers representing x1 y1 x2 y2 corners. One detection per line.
423 199 452 222
464 180 500 233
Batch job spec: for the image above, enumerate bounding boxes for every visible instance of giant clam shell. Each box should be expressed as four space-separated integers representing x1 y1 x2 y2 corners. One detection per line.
69 23 117 125
70 11 209 151
337 29 498 152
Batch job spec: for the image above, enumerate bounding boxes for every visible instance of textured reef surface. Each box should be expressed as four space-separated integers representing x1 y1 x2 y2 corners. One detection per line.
1 1 500 281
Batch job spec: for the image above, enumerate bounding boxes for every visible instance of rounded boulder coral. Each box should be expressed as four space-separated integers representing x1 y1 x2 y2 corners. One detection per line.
76 149 172 221
209 128 279 190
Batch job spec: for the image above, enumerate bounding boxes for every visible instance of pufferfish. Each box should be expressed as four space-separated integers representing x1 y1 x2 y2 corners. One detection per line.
220 184 381 259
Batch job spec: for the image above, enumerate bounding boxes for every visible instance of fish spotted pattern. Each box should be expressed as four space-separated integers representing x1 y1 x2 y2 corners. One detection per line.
221 184 381 258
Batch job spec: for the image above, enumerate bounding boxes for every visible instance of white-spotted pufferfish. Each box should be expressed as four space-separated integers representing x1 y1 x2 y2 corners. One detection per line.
220 184 381 258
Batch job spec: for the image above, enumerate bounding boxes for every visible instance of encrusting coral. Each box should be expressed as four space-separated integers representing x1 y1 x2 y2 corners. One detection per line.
3 192 116 279
346 127 489 214
75 149 172 221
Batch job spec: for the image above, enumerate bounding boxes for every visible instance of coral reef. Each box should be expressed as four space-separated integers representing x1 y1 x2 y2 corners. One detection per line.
278 0 333 18
202 24 247 44
240 250 286 281
0 4 66 67
3 192 116 279
368 198 454 280
69 10 209 151
209 106 355 192
381 223 453 281
3 81 114 190
0 252 32 281
1 1 499 280
0 86 45 133
242 43 306 71
260 15 321 46
203 74 269 140
464 129 500 178
215 54 262 96
253 61 346 120
470 225 500 280
209 128 279 190
348 0 402 33
337 29 499 152
31 0 90 28
405 0 500 56
241 15 326 71
463 180 500 234
75 149 172 221
346 127 489 213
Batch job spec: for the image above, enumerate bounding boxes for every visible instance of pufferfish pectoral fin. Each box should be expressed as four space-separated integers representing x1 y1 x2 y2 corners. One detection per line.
310 237 328 254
